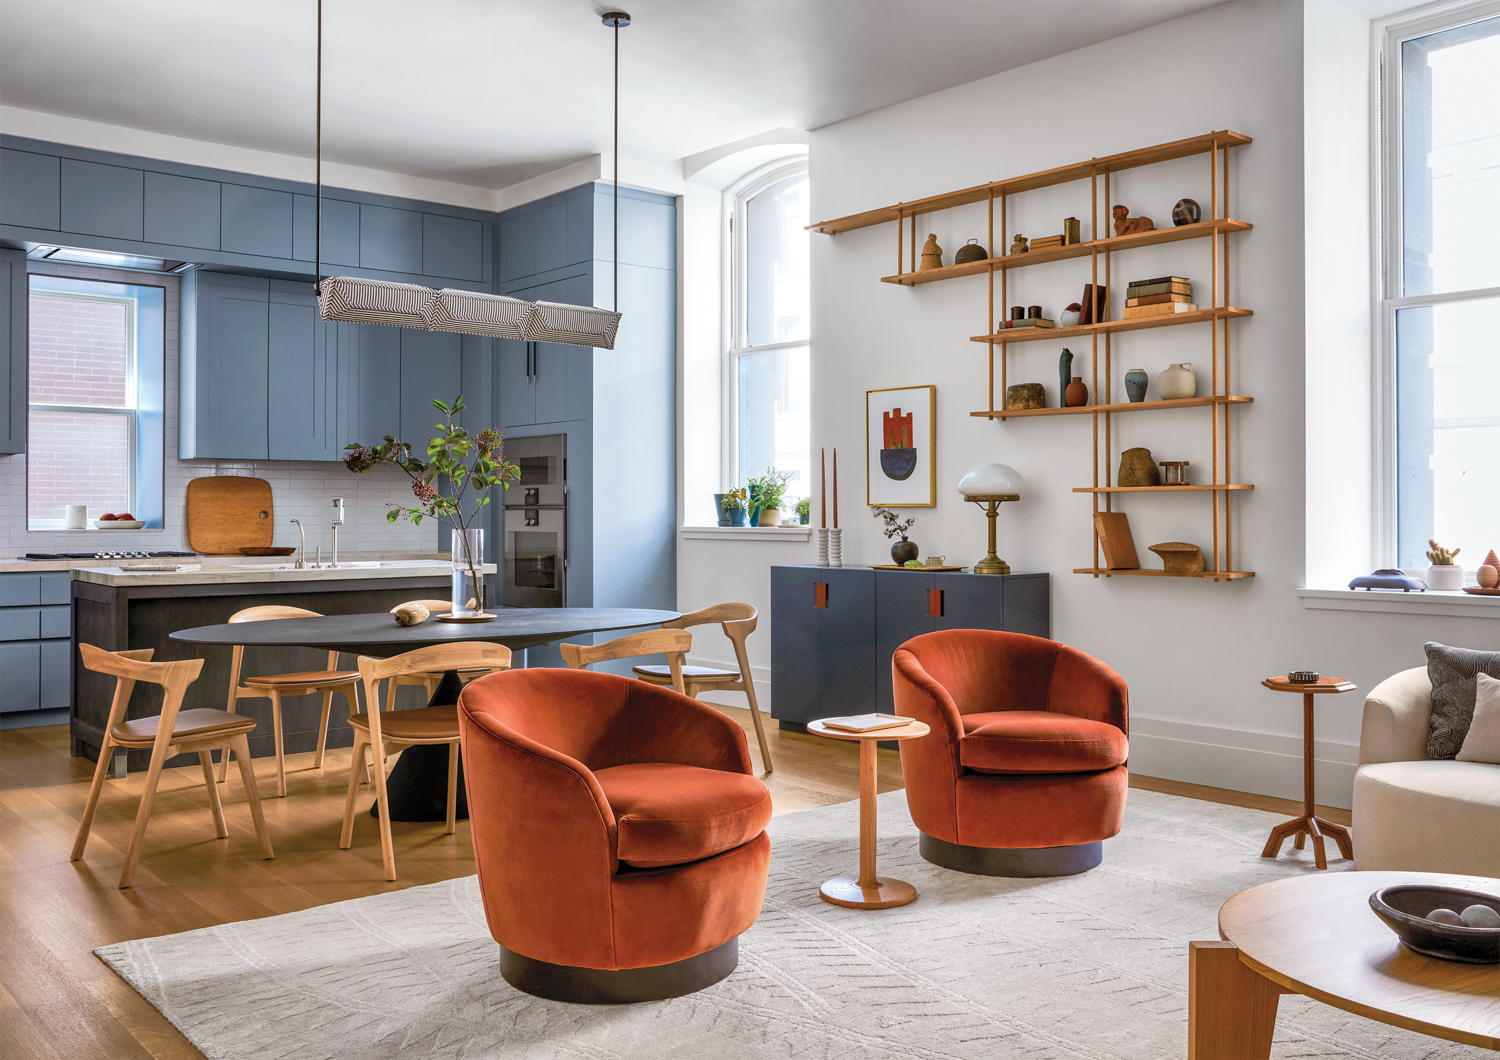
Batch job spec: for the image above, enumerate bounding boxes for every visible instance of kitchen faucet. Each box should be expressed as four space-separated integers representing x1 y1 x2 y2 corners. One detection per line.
290 518 306 568
330 497 345 567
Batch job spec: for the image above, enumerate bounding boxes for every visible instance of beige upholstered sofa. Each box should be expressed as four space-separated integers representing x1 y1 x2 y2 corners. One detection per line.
1353 666 1500 877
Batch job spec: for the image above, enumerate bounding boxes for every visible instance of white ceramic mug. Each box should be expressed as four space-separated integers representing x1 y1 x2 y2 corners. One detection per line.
64 504 87 529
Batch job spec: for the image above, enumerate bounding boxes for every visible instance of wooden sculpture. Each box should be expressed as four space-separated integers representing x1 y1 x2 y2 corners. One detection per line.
1117 447 1160 487
392 602 431 626
1009 233 1029 255
1148 542 1206 572
1112 205 1155 236
919 234 943 271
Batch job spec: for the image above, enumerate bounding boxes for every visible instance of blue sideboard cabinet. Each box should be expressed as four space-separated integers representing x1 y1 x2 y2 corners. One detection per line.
770 566 1051 725
0 571 71 722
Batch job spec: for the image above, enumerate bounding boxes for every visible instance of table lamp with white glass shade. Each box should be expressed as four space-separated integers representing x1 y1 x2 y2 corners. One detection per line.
957 463 1025 575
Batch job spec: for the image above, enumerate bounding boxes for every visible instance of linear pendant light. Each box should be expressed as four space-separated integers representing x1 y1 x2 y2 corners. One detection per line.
311 1 624 348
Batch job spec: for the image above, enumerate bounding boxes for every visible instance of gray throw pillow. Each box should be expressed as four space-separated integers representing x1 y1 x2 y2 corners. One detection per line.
1425 641 1500 758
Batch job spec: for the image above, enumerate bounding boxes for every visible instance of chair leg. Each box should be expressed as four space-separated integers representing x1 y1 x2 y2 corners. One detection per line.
313 689 334 769
217 703 236 783
740 677 774 773
231 733 274 860
269 690 286 797
369 740 398 881
340 729 368 850
119 740 172 889
445 741 459 835
199 750 228 839
70 735 115 862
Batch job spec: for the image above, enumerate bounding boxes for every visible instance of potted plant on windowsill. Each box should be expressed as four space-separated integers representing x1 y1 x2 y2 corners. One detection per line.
795 496 811 525
749 467 793 527
343 395 519 617
720 487 749 527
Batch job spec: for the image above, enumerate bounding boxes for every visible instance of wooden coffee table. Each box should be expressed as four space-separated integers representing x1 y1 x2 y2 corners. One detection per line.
1260 674 1357 869
807 717 930 909
1189 871 1500 1058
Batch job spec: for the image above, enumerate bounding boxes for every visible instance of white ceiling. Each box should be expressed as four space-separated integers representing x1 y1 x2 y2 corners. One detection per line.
1 0 1232 191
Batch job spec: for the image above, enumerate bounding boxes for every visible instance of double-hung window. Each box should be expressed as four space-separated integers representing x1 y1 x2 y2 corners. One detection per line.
27 275 165 529
727 160 810 507
1381 5 1500 568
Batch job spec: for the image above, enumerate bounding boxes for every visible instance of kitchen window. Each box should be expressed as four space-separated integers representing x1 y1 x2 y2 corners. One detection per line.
27 275 165 529
1380 4 1500 568
726 159 810 507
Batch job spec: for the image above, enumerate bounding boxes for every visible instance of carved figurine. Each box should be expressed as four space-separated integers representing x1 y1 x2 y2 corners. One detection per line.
1009 233 1029 255
919 233 943 271
1112 205 1155 236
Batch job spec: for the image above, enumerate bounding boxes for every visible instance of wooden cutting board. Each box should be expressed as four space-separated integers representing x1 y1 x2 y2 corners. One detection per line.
186 476 274 555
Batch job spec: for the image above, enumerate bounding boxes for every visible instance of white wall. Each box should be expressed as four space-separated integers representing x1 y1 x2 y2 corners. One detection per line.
677 0 1499 808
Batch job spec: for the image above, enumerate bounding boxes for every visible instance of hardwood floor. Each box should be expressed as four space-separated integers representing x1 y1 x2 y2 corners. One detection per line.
0 707 1347 1059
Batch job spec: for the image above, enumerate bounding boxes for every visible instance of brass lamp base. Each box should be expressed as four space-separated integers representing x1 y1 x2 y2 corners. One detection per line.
967 494 1020 575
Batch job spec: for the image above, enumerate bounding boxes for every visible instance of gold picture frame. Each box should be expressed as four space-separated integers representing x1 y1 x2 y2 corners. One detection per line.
866 385 936 507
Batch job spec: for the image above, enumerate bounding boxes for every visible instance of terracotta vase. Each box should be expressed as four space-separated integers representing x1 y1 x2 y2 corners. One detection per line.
1065 376 1089 407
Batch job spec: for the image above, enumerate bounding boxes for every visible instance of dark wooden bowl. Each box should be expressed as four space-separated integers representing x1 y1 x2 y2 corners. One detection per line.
239 547 296 556
1369 885 1500 963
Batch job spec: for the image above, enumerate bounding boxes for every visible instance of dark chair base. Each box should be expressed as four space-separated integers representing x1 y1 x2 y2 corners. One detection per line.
500 937 739 1004
919 832 1103 877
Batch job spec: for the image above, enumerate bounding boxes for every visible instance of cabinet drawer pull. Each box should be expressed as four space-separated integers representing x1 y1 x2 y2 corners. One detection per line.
928 589 943 618
815 582 828 608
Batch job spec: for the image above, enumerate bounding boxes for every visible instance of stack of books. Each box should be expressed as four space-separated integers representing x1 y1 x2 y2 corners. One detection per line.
1029 233 1066 252
1001 316 1054 329
1123 276 1196 319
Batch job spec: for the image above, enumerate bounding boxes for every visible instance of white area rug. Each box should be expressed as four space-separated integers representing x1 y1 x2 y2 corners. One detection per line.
97 789 1487 1059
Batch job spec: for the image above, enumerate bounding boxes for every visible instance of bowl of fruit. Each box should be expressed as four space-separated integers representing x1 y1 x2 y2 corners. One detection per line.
1369 884 1500 963
93 513 145 530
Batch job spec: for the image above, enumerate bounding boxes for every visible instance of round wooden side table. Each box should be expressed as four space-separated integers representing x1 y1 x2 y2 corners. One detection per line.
1259 674 1357 870
807 717 930 909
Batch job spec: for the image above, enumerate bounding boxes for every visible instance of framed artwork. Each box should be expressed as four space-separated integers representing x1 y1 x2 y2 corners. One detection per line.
866 385 935 506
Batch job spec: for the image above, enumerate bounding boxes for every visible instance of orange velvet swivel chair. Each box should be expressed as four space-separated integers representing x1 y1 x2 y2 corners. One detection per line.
457 667 772 1004
893 629 1129 877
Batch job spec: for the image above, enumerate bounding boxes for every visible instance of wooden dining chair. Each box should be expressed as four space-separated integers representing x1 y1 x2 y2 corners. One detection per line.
559 628 690 695
72 644 274 888
387 599 510 697
219 605 361 796
340 641 512 881
632 603 773 771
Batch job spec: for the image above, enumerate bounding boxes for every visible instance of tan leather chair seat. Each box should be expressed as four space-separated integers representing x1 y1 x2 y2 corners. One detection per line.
633 664 739 680
347 705 459 741
242 669 358 688
112 707 256 746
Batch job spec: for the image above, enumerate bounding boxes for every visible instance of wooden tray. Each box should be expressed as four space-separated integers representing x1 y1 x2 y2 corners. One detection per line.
868 565 967 572
186 476 273 555
1461 586 1500 596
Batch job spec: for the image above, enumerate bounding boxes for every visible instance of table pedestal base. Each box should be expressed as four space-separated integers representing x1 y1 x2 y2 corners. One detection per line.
1261 814 1352 871
820 875 917 910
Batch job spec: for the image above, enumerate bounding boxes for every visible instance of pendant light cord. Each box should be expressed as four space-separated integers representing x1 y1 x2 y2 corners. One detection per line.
314 0 323 295
613 17 619 313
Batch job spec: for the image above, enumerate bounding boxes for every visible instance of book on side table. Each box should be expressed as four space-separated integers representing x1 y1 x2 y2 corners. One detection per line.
820 713 911 734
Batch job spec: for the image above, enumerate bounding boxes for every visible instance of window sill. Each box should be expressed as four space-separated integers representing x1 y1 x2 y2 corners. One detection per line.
1297 587 1500 618
678 525 812 541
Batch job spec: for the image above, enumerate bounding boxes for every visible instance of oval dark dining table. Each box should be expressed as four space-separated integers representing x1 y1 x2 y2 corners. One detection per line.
170 606 680 821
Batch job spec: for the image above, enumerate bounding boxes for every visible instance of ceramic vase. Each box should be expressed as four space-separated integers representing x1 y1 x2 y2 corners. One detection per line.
1426 564 1465 591
891 537 919 565
1058 348 1074 401
1065 376 1089 407
1124 368 1149 403
1158 362 1196 400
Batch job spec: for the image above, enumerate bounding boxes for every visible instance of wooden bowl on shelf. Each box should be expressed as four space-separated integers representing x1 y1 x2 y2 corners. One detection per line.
239 547 296 557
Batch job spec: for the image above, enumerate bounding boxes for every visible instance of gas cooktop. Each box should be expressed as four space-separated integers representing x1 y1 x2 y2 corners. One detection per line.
19 551 202 561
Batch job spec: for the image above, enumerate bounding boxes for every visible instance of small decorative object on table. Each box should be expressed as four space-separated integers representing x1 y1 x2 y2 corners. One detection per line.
392 602 430 627
954 238 987 264
1369 884 1500 963
1425 539 1464 591
344 394 518 619
1063 216 1081 244
1286 670 1320 683
1008 233 1029 255
1159 459 1190 485
1469 549 1500 594
957 463 1025 575
1125 276 1195 319
795 496 810 525
1258 673 1358 869
1157 361 1197 399
1172 197 1201 226
1117 447 1160 487
1059 302 1083 327
924 555 945 567
1112 204 1155 235
873 506 918 565
918 233 943 271
1124 368 1149 402
1148 541 1206 572
1349 569 1428 591
1006 383 1047 410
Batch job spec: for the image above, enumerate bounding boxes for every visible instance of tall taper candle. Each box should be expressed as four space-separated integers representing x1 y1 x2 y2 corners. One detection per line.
820 447 827 529
832 448 839 528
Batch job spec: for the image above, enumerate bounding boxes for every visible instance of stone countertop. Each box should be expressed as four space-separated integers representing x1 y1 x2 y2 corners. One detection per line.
70 558 497 588
0 552 456 575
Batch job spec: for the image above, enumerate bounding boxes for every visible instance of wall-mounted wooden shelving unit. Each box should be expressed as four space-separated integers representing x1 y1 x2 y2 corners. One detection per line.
809 130 1255 582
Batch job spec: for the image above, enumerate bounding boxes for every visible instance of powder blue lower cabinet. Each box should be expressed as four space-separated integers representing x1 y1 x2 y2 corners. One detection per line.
0 572 71 718
771 566 1051 724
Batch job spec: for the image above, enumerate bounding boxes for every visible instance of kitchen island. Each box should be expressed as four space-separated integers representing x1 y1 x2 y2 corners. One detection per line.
70 559 496 770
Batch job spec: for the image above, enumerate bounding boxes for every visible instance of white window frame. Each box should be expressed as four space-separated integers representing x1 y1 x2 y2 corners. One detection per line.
1374 0 1500 566
26 286 141 529
722 156 810 489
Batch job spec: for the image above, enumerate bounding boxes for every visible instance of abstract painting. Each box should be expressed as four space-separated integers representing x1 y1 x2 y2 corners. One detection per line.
866 385 935 506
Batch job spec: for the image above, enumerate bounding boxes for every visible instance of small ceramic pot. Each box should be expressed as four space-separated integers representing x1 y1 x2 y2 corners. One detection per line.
1059 306 1082 327
1124 369 1149 403
727 508 748 527
799 510 810 525
1065 376 1089 407
891 538 919 565
1172 198 1201 226
924 555 945 567
758 507 781 527
1426 564 1465 591
714 494 731 526
1158 362 1196 400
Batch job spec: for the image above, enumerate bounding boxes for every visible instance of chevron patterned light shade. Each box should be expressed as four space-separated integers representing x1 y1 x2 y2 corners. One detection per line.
524 300 623 349
423 289 532 339
317 276 437 327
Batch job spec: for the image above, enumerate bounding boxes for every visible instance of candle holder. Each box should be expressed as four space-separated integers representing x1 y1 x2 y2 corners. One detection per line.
817 527 830 567
828 527 843 568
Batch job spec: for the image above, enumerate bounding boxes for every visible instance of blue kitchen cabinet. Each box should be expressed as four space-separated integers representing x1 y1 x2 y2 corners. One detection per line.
267 281 339 461
0 572 71 721
221 184 294 260
59 158 143 240
399 327 463 440
180 272 270 459
0 148 60 229
293 194 361 266
498 188 592 284
143 171 220 250
423 214 485 282
498 272 589 428
0 247 25 454
361 204 423 274
343 323 402 446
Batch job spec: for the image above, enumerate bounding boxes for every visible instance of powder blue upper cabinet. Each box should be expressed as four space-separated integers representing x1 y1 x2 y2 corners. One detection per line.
495 272 588 428
399 328 463 441
143 172 220 250
59 159 143 240
293 195 361 267
423 214 484 282
0 248 26 455
180 271 270 459
267 281 338 461
499 189 592 284
344 323 402 445
0 149 60 229
360 205 423 274
222 184 294 260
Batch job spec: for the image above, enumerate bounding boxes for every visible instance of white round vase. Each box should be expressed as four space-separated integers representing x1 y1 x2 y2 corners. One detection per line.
1157 362 1197 400
1425 564 1464 591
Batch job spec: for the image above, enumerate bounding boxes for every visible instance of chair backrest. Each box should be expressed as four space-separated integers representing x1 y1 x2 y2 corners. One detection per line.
229 605 323 623
388 599 454 614
560 628 689 694
662 603 756 677
79 643 204 736
226 605 334 702
356 642 513 738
